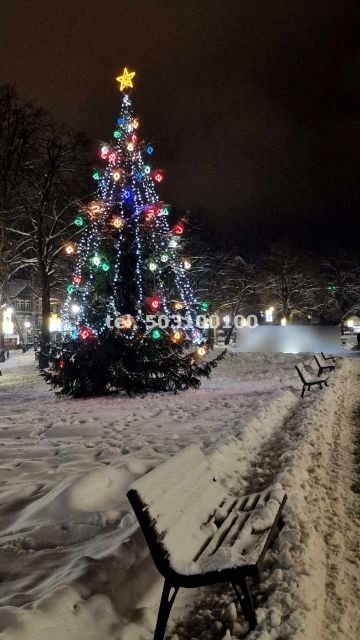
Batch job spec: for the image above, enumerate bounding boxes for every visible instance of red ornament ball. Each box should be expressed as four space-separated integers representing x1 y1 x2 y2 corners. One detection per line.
79 326 95 341
151 169 164 183
146 296 161 313
171 222 185 235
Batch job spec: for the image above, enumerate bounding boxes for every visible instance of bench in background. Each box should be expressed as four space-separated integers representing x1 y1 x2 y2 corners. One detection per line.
295 362 329 398
127 444 287 640
321 351 335 363
314 353 335 376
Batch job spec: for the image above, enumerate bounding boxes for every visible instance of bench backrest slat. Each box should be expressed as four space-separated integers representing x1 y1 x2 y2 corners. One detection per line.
314 353 322 368
129 445 227 568
295 363 311 384
315 353 334 368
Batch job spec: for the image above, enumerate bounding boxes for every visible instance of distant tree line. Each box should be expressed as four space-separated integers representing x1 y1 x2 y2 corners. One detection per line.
187 230 360 343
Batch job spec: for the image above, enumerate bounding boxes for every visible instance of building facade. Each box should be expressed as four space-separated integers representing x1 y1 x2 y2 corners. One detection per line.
2 280 61 348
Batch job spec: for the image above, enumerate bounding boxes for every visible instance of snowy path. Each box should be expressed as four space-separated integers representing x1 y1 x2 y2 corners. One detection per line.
0 351 359 639
171 358 360 640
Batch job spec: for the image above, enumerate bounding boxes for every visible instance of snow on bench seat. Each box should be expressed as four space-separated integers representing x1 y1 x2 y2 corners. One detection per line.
128 444 285 574
128 444 286 637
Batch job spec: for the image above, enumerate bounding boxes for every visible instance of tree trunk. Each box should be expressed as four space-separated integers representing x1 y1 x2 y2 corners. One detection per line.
224 325 234 345
39 272 51 369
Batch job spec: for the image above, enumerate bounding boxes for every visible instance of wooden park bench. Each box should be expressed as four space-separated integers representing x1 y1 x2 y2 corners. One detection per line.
314 353 335 376
127 444 287 640
295 362 329 398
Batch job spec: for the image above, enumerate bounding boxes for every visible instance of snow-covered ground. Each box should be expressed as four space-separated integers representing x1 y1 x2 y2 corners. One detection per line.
0 350 359 640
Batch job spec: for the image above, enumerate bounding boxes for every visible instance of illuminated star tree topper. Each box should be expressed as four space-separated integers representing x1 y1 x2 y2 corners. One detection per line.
116 67 136 92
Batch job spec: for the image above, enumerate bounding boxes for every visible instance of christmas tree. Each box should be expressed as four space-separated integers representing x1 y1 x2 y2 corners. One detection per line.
46 68 224 397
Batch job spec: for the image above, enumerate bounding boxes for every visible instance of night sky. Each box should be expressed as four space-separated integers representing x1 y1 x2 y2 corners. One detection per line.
1 0 360 253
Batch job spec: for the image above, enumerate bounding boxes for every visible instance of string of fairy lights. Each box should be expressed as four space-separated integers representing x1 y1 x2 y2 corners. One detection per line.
61 68 208 348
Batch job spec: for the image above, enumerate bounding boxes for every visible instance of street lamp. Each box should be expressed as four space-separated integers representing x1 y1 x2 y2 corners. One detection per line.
2 307 14 335
49 313 62 332
265 307 274 323
23 321 32 346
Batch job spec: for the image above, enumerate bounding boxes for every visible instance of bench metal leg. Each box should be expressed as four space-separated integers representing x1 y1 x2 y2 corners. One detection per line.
231 577 257 630
301 385 305 398
154 580 179 640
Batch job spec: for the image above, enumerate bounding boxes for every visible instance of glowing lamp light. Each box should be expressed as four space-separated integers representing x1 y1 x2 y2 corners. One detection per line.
199 302 209 312
87 200 104 221
109 152 117 163
113 130 121 139
197 346 207 358
100 145 109 159
71 330 78 340
71 304 80 314
73 275 82 285
110 215 125 230
135 172 143 182
117 117 125 126
74 215 84 227
144 165 151 174
2 307 14 336
59 359 65 370
169 238 178 248
132 118 140 129
148 261 157 272
91 255 101 267
161 207 169 216
281 317 287 326
160 252 169 263
24 321 31 329
183 259 191 270
121 315 135 330
49 313 62 332
127 142 134 152
152 169 164 183
113 170 122 181
172 301 184 311
265 307 274 323
171 222 184 235
145 211 155 222
131 134 137 143
101 262 110 272
92 171 100 181
146 296 161 313
66 284 74 294
170 329 186 345
146 145 154 155
123 189 132 200
150 327 162 341
79 326 95 341
64 242 76 256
